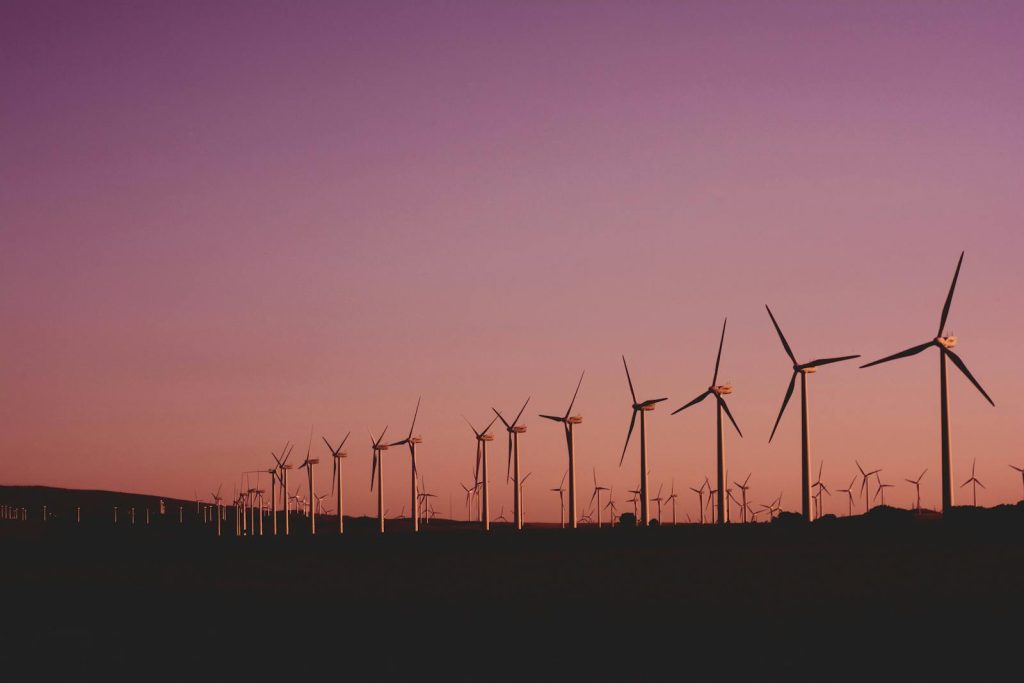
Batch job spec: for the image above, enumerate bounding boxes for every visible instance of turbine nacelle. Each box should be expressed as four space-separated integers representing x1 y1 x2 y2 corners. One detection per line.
713 384 733 396
408 436 423 445
938 336 957 349
477 434 495 442
566 416 583 424
512 425 527 434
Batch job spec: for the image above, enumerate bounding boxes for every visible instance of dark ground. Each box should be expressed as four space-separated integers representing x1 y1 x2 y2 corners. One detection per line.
2 486 1022 677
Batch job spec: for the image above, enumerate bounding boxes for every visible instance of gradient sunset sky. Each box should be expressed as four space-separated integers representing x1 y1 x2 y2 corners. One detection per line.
3 1 1023 521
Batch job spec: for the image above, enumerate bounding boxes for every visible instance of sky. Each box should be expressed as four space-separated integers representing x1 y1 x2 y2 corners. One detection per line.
3 1 1023 523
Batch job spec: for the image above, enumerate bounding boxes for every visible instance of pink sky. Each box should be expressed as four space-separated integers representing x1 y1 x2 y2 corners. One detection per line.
3 1 1023 521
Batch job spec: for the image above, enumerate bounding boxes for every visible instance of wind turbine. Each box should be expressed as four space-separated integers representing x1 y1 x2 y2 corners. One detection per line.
550 472 567 529
673 319 742 525
493 397 530 531
836 477 856 517
618 357 668 527
323 432 350 534
464 415 499 531
856 460 881 514
269 442 292 536
860 252 994 514
275 442 295 535
651 484 664 523
765 305 859 521
905 469 927 511
689 480 708 524
874 477 894 507
665 482 679 525
1010 464 1024 501
369 427 390 533
388 398 424 532
540 372 584 530
296 430 320 535
960 459 985 507
589 468 610 529
604 497 618 526
811 462 830 520
733 475 751 523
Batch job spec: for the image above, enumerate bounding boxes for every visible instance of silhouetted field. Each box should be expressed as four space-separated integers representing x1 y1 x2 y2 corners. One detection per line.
2 486 1022 674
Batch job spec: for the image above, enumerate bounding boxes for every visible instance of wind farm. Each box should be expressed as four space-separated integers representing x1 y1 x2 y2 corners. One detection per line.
4 0 1024 670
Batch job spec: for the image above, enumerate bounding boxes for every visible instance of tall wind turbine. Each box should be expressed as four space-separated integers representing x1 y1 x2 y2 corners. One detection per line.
905 469 927 511
276 443 295 535
589 468 610 529
464 415 498 531
493 397 530 531
369 427 390 533
388 398 424 532
270 442 292 536
765 305 859 521
211 485 223 536
960 458 984 507
618 357 667 527
296 431 319 535
540 372 585 530
857 460 881 513
550 472 567 529
860 252 994 514
673 319 742 525
323 432 350 534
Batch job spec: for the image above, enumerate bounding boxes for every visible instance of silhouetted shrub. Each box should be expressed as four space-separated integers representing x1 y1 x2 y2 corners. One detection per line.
618 512 636 527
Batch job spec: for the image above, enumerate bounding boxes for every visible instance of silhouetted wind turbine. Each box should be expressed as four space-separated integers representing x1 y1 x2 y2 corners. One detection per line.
493 397 530 531
905 469 927 511
323 432 350 534
734 474 751 523
873 477 894 507
618 357 667 527
388 398 423 532
856 460 881 513
665 482 679 525
369 427 390 533
836 477 856 517
673 319 742 525
651 484 664 523
589 468 610 529
860 252 994 514
211 485 223 536
275 443 295 535
296 429 320 534
464 414 498 531
269 442 291 536
604 497 617 527
765 305 859 521
690 480 708 524
550 471 567 528
540 372 584 529
811 462 830 520
960 458 984 507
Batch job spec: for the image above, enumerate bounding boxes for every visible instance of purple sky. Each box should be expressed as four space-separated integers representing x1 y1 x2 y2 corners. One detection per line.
3 1 1023 520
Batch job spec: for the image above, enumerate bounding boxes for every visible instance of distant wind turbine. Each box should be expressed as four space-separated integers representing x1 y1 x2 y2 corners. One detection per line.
856 460 881 514
493 397 530 531
369 426 390 533
323 432 350 534
463 414 499 531
589 468 610 529
673 319 742 525
550 472 567 528
540 372 584 530
296 428 319 535
836 477 856 517
960 458 984 507
905 469 927 511
860 252 994 514
618 356 668 527
388 398 423 532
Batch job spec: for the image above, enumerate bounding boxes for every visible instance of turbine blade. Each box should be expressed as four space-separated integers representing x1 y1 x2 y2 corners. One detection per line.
492 407 510 429
506 433 513 484
408 396 421 438
622 356 637 404
712 318 727 385
512 397 531 426
565 371 585 418
768 372 797 443
370 453 377 491
802 354 860 369
671 390 711 415
765 305 796 364
719 397 743 437
860 341 933 369
338 431 350 450
483 414 499 434
641 397 668 407
944 348 994 406
938 251 964 336
538 414 563 422
619 409 638 466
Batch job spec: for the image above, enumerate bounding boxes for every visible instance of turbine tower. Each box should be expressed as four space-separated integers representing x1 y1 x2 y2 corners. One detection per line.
539 372 584 530
673 319 742 525
493 397 530 531
323 432 350 534
618 356 667 527
860 252 994 514
765 305 859 521
464 415 498 531
369 426 390 533
388 398 424 532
